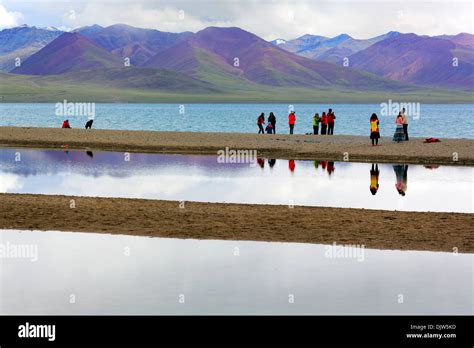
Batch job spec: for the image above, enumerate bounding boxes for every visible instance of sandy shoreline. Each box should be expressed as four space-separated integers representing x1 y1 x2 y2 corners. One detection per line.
1 193 472 253
1 126 473 165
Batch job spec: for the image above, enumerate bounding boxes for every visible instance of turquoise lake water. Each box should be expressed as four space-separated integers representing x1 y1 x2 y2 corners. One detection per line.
0 103 473 138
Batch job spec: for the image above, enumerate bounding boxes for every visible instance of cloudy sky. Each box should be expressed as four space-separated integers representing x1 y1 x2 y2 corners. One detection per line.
1 0 472 40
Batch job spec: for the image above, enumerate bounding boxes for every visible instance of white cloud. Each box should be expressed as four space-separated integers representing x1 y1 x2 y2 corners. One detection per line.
63 3 231 33
0 4 23 28
0 173 22 192
3 0 473 39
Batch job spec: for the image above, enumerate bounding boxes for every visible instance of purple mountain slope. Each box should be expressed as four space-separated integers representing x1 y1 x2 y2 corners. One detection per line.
145 26 407 90
9 24 472 90
349 33 474 89
437 33 474 48
11 32 123 75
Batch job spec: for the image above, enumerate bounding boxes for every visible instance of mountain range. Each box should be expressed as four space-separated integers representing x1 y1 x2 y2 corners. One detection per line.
272 31 473 89
0 24 473 102
349 33 474 88
0 25 62 71
271 32 401 62
7 25 410 91
75 24 192 65
143 26 407 91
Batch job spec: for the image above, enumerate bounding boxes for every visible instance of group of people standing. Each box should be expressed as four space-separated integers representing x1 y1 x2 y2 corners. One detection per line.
312 109 336 135
370 108 409 146
256 107 410 145
257 112 277 134
256 108 337 135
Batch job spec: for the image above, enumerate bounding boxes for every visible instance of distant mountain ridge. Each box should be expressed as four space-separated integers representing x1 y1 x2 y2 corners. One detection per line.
272 32 401 63
144 26 406 91
76 24 192 65
0 25 63 71
348 33 474 88
272 31 473 89
72 24 103 38
4 23 473 91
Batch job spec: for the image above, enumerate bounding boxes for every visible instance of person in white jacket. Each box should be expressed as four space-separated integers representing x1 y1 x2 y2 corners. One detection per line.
401 108 409 141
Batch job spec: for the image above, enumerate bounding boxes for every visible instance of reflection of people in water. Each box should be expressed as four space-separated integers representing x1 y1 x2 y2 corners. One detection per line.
314 160 335 175
257 158 265 169
327 161 335 175
268 159 276 168
288 159 295 172
86 150 93 158
370 164 380 195
393 164 408 196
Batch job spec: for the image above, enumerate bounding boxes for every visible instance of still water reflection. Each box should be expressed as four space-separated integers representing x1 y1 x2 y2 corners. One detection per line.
0 148 472 212
0 230 471 315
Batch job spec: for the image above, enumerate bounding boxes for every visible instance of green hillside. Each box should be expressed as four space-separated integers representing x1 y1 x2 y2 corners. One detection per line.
1 71 473 103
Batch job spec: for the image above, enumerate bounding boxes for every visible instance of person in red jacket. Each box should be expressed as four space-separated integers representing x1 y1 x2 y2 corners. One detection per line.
320 112 328 135
327 108 336 135
288 111 296 134
256 113 265 134
327 161 335 175
61 120 71 128
288 159 295 172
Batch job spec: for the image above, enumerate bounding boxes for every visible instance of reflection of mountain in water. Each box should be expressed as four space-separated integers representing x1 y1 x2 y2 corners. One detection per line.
0 148 255 178
1 148 470 213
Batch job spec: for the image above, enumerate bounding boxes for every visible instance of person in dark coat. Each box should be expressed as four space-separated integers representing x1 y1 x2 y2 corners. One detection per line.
268 112 276 134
